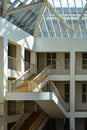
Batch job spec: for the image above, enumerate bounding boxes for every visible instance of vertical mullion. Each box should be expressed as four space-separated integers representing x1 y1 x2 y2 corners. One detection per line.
39 25 44 37
43 8 50 37
43 15 50 37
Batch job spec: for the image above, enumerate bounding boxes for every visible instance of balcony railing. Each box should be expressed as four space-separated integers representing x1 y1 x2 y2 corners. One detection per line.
37 64 70 75
75 64 87 75
50 64 70 75
8 64 36 92
11 102 35 130
29 75 69 111
29 65 51 91
24 61 30 71
42 81 70 111
29 111 47 130
75 101 87 111
8 56 21 71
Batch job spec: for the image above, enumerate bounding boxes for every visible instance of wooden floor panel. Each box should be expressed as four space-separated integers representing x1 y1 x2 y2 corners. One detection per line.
13 74 36 92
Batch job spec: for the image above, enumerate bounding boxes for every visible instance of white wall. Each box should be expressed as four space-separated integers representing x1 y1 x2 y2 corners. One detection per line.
35 38 87 52
0 17 35 50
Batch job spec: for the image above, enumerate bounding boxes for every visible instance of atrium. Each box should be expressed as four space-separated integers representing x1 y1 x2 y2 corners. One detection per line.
0 0 87 130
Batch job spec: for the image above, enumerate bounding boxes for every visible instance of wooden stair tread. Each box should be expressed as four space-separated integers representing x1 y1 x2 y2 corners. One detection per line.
13 74 36 92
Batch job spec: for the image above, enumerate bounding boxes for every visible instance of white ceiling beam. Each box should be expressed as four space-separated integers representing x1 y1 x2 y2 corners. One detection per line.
73 3 87 33
1 0 8 15
46 2 74 33
6 2 45 16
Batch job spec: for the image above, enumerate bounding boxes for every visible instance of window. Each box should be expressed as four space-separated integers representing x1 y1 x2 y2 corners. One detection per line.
8 43 17 70
82 53 87 69
8 43 16 58
82 84 87 103
47 53 56 69
25 49 30 71
65 53 70 69
25 49 30 63
65 84 69 102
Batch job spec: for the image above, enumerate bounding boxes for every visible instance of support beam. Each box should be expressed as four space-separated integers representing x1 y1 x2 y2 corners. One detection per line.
46 2 74 33
73 3 87 33
6 2 44 16
1 0 8 15
33 3 46 36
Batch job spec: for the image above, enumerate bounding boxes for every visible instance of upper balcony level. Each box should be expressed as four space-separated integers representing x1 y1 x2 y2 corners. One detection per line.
37 52 87 76
8 42 31 77
7 41 87 77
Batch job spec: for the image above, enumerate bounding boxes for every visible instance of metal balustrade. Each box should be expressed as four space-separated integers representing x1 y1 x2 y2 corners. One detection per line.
8 56 21 71
75 101 87 111
29 111 47 130
75 63 87 75
29 65 51 91
42 81 70 111
8 64 36 92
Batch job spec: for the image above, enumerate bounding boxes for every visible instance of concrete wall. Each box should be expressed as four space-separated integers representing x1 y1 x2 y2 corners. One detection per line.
75 82 87 111
76 52 87 75
37 52 70 74
35 38 87 52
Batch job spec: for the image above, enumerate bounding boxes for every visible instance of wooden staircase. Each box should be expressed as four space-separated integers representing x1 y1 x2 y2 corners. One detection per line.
19 111 46 130
13 74 36 92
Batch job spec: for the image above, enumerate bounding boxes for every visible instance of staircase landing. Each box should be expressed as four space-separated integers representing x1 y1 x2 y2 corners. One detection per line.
13 74 36 92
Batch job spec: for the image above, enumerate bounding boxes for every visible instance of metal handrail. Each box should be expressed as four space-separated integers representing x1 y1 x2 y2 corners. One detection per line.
29 111 47 130
11 102 34 130
29 65 51 91
8 64 36 91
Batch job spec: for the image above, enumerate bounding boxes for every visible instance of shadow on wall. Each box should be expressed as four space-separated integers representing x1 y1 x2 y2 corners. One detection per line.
0 17 35 50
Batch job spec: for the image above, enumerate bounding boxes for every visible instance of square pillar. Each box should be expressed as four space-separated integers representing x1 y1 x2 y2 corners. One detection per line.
70 51 75 130
21 45 25 73
30 51 37 73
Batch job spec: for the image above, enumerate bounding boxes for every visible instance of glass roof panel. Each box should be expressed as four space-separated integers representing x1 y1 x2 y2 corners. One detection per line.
48 0 86 7
1 0 87 38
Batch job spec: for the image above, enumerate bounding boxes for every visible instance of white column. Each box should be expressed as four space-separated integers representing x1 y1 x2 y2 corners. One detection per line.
30 51 37 73
70 51 75 130
0 37 8 130
21 45 25 73
0 37 8 113
0 122 7 130
30 51 37 65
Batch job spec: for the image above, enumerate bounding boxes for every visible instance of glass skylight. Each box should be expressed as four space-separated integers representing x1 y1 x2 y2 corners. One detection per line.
1 0 87 38
48 0 86 7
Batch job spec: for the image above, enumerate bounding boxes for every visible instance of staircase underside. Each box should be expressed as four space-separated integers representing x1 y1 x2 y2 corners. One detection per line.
5 92 68 118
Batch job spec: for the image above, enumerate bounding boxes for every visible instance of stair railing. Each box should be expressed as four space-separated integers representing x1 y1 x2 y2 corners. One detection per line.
8 64 36 92
42 81 69 110
11 102 34 130
28 65 51 91
29 111 47 130
50 81 66 108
